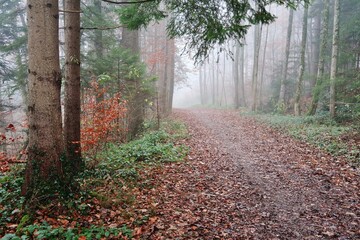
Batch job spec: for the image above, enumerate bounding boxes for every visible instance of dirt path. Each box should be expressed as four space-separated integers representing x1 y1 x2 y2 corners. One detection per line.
146 109 359 239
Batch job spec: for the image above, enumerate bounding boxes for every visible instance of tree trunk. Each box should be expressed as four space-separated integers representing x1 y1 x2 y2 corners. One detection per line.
122 26 142 140
212 51 216 105
308 6 321 97
277 8 294 112
167 39 175 112
294 4 309 116
64 0 82 172
234 42 240 109
94 0 103 59
259 23 270 109
251 23 262 111
199 64 204 105
239 44 246 107
23 0 64 197
329 0 340 118
308 0 330 115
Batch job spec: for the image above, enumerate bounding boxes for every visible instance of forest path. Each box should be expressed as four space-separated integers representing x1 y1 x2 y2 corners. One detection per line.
147 109 359 239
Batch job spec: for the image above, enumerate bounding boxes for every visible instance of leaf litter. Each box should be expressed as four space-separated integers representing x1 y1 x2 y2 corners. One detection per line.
2 109 359 239
144 109 359 239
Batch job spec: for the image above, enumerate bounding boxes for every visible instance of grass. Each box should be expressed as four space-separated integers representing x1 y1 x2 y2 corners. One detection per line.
245 112 360 165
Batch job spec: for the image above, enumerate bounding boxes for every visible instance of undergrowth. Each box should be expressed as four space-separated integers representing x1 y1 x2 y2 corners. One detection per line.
247 112 360 165
1 119 189 239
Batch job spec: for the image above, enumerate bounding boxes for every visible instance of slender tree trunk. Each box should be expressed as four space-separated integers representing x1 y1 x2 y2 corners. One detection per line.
259 23 270 109
167 39 175 112
212 51 216 105
294 4 309 116
251 23 262 111
278 8 294 112
239 44 246 107
308 11 321 97
216 54 220 105
122 26 142 139
199 65 204 105
329 0 340 118
23 0 64 197
64 0 82 172
308 0 330 115
234 42 240 109
203 61 208 104
94 0 103 59
162 36 169 112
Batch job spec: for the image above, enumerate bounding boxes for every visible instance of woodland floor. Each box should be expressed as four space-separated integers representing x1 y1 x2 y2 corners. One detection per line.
142 109 360 239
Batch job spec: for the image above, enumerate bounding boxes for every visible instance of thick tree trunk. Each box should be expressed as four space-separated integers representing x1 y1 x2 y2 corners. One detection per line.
23 0 64 197
308 0 330 115
329 0 340 118
294 4 309 116
277 8 294 112
64 0 82 172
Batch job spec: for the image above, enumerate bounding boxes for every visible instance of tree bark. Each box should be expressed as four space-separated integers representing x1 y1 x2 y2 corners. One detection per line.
294 4 309 116
23 0 64 197
64 0 82 172
329 0 340 118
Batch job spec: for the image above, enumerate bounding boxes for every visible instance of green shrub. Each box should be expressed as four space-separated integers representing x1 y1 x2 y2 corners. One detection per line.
2 222 132 239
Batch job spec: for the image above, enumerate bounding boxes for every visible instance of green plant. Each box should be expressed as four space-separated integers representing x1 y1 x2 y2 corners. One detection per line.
0 170 25 236
2 222 133 239
251 113 358 164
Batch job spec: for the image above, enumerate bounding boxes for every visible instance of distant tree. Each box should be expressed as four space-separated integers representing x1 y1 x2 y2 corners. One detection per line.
294 4 309 116
0 0 27 98
308 0 330 115
308 0 322 95
251 22 262 111
277 8 294 112
234 42 241 109
121 23 143 139
329 0 340 118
